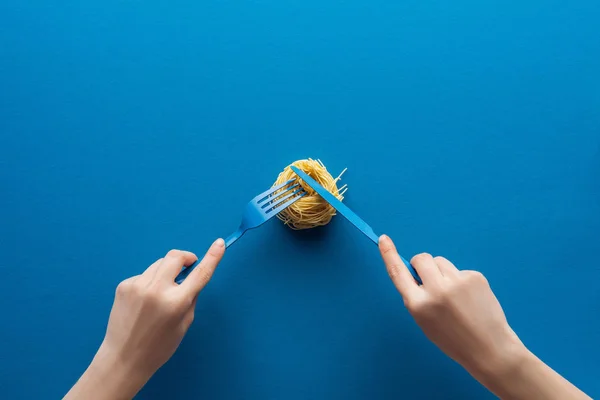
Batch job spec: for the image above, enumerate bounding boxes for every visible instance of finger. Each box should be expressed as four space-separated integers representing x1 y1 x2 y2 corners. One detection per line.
115 275 138 296
411 253 443 288
379 235 419 299
138 258 163 284
460 270 489 286
182 238 225 296
434 256 459 277
158 250 198 281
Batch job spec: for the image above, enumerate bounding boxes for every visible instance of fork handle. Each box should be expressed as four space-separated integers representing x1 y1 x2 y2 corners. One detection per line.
174 260 197 284
225 228 245 248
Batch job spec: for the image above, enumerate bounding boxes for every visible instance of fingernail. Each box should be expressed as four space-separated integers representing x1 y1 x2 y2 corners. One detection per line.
379 234 389 242
214 238 225 247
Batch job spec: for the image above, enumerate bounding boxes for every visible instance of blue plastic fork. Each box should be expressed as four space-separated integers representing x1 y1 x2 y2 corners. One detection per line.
175 179 306 284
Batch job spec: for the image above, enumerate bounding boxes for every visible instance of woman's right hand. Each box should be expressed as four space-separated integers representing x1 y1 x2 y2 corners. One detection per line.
378 235 524 376
378 235 591 400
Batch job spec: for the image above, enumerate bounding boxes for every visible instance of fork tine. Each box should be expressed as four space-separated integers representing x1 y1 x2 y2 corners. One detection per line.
260 183 300 208
265 189 306 214
254 179 296 204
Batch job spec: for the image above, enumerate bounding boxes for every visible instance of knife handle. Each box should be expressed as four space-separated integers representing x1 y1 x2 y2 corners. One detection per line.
401 255 423 285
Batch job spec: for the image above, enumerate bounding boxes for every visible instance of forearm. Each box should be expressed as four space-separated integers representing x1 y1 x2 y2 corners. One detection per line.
64 345 149 400
470 347 590 400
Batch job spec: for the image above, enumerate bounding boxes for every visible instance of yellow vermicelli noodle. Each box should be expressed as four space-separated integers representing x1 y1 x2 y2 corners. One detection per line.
273 159 347 230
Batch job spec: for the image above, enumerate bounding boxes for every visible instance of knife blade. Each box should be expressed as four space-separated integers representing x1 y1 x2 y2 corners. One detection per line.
290 165 421 283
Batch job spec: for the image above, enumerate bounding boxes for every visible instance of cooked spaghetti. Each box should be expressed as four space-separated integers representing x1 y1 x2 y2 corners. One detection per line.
273 159 347 230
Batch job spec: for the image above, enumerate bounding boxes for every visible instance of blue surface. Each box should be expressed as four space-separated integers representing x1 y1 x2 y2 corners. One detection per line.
1 0 599 398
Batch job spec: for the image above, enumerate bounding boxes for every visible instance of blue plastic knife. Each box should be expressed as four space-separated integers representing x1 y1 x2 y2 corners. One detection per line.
290 166 421 284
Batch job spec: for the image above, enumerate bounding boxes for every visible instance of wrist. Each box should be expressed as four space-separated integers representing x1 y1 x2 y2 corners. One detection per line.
468 336 535 397
466 329 531 390
86 344 151 400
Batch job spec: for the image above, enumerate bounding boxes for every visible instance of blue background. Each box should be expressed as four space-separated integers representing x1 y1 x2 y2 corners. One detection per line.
1 0 599 398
